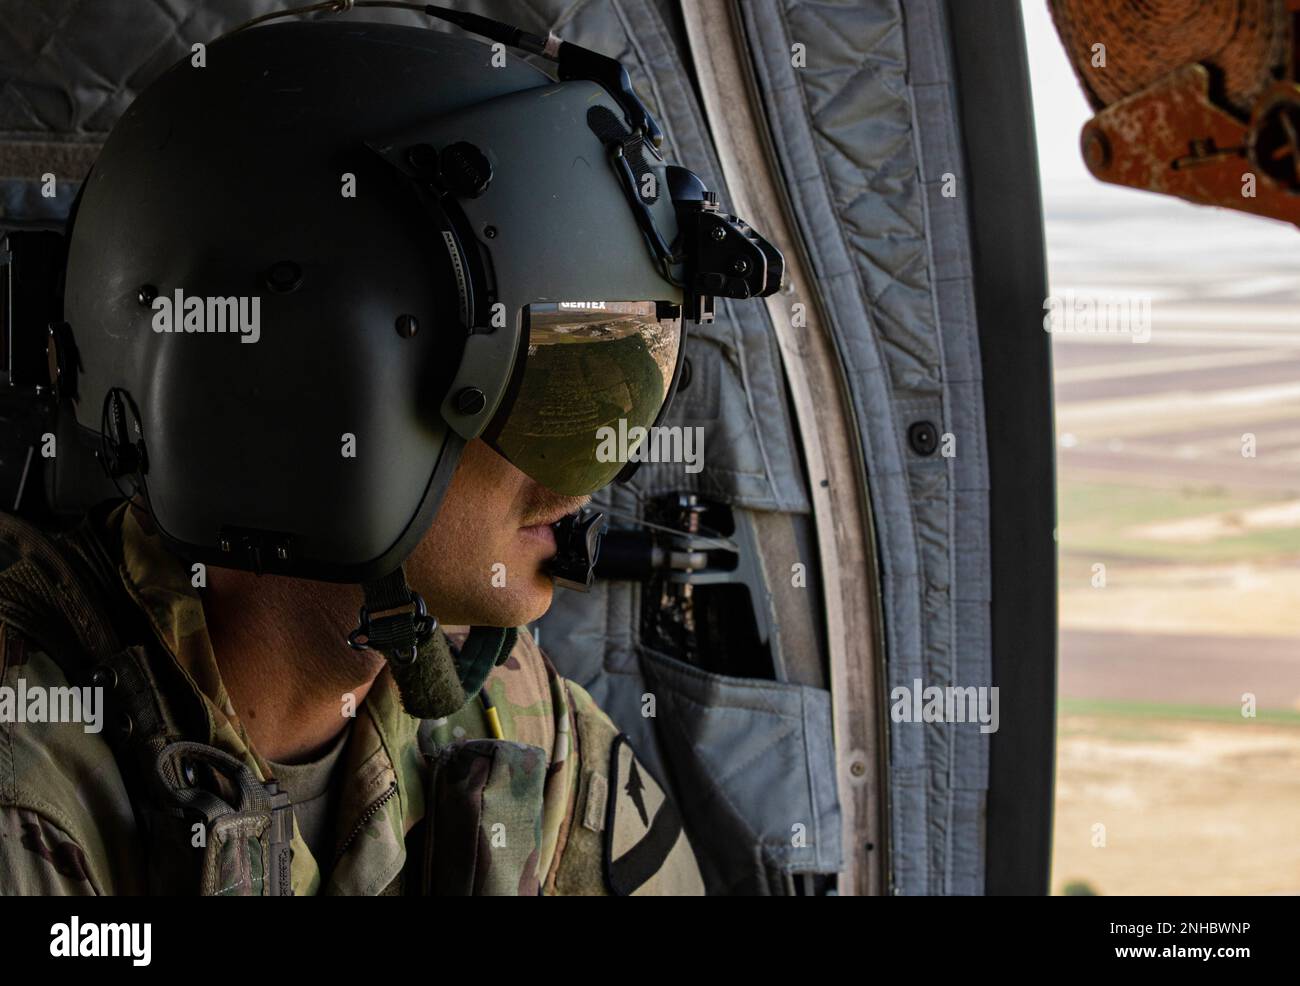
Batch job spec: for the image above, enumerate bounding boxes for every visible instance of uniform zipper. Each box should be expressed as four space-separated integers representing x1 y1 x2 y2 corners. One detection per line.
333 781 398 866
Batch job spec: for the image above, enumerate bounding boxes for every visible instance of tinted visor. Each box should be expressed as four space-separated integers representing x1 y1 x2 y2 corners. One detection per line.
486 301 682 496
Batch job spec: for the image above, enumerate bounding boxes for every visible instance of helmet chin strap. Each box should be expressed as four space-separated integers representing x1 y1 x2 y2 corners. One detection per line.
348 568 436 664
348 506 604 716
348 567 515 719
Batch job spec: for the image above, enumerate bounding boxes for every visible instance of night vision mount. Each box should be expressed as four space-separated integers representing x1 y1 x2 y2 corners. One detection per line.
662 166 784 323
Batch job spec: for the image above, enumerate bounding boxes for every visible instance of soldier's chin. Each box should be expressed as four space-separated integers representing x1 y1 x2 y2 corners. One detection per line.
462 577 554 628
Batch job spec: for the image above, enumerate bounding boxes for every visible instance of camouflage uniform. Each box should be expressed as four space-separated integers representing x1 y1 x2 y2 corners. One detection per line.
0 504 703 895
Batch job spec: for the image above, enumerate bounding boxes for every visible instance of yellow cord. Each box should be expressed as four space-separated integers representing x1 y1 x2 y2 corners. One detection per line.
480 693 504 740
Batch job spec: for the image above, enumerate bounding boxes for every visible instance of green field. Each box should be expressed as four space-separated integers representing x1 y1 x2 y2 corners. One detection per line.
1059 697 1300 728
1057 480 1300 563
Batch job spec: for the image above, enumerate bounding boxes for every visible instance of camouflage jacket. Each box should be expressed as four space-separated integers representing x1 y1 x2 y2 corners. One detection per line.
0 505 703 895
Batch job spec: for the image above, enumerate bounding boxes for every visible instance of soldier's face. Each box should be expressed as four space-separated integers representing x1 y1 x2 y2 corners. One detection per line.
404 438 590 626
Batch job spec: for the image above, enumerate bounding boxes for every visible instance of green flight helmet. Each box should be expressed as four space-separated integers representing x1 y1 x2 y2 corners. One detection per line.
61 9 782 668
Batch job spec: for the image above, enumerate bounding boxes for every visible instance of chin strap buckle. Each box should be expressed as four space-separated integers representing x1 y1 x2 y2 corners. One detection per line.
349 568 437 666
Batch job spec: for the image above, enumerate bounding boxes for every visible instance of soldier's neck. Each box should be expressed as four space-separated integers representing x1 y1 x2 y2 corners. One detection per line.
200 569 387 763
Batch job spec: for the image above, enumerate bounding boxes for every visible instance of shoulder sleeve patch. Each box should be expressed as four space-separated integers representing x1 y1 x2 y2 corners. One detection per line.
603 734 704 896
549 681 704 896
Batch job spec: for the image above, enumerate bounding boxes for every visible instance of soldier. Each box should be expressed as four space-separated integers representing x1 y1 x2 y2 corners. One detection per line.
0 8 780 895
